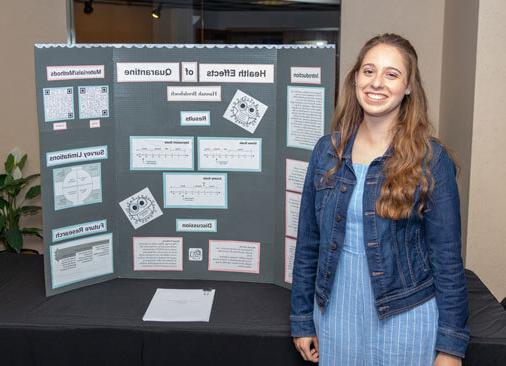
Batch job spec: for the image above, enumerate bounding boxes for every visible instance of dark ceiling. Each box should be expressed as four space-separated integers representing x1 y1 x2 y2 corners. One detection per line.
74 0 340 12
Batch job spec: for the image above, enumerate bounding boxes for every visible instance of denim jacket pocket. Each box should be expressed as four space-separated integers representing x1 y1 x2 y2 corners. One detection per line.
414 228 430 272
313 169 336 223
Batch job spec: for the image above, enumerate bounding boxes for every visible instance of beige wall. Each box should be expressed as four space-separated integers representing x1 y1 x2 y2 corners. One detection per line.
0 0 67 253
339 0 446 133
439 0 479 260
465 0 506 301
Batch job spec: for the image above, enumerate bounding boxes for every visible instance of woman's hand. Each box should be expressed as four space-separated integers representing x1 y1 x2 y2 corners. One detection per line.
293 336 319 363
433 352 462 366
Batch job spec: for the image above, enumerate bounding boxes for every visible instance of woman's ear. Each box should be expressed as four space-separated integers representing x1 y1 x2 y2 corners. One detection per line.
354 71 358 86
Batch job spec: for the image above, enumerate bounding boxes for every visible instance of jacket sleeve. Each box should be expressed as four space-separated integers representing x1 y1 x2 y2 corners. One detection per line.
290 138 323 337
423 147 470 358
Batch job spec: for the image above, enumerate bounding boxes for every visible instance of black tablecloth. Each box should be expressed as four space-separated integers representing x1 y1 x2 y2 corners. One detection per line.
0 253 505 365
465 271 506 365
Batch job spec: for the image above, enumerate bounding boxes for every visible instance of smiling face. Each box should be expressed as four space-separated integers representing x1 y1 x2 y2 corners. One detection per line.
355 43 411 122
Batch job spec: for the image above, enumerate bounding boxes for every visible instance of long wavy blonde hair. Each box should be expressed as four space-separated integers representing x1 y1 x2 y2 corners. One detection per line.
330 33 438 219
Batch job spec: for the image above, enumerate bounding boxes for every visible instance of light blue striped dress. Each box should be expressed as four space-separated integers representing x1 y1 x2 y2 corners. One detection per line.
314 163 439 366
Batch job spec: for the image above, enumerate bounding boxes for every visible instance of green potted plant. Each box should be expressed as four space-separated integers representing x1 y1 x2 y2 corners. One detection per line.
0 150 42 253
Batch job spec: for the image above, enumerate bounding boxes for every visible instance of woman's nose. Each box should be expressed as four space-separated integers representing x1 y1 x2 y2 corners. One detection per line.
371 73 384 89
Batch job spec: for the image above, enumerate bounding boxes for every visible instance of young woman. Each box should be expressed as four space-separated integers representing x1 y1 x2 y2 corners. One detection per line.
290 33 470 366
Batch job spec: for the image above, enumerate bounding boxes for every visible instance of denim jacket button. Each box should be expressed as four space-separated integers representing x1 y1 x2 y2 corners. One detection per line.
340 184 347 193
335 214 342 222
325 271 331 278
330 242 337 251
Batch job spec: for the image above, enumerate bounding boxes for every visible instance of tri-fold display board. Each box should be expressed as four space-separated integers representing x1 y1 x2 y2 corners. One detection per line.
34 44 336 296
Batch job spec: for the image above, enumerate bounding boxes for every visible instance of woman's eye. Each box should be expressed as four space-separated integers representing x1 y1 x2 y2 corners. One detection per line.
386 72 399 79
363 69 374 75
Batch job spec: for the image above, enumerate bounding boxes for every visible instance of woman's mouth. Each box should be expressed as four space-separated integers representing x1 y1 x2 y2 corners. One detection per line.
364 92 388 102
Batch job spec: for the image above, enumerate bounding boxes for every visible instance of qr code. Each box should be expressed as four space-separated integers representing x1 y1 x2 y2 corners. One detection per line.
78 85 110 119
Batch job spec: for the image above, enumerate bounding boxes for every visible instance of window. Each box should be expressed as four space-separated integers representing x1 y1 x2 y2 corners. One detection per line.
71 0 340 47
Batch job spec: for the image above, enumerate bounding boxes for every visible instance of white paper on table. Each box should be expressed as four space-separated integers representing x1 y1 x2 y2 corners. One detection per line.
143 288 215 322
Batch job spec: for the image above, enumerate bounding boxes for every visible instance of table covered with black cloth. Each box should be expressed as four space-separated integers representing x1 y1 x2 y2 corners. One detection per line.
465 271 506 365
0 253 505 366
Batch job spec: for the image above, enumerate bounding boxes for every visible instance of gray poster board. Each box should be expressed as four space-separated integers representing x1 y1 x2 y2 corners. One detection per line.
34 44 335 296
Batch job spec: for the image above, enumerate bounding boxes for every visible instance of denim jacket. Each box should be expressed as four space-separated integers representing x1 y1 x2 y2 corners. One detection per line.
290 132 470 358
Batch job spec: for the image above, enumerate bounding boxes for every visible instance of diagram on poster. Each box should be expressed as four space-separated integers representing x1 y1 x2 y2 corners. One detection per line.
163 173 227 208
286 159 309 193
53 162 102 210
208 240 260 274
119 187 163 229
285 191 301 238
223 90 268 134
133 237 183 271
78 85 110 119
49 233 113 289
43 87 74 122
130 136 194 170
287 86 324 150
285 237 296 284
197 137 262 171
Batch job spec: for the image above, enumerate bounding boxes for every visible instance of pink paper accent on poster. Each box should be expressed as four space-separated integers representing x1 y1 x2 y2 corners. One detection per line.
286 158 309 193
285 191 302 238
285 236 296 284
133 237 183 271
208 240 260 274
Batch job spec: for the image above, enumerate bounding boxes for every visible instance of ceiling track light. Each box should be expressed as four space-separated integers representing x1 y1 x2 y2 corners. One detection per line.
152 4 161 19
84 0 94 14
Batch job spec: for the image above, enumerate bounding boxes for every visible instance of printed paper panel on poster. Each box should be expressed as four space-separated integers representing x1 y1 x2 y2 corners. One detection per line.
208 240 260 274
47 65 105 81
167 86 221 101
181 62 198 82
49 233 113 289
53 162 102 211
287 86 325 150
180 111 210 126
199 63 274 83
46 145 108 167
116 62 180 82
130 136 194 170
52 219 107 243
163 173 228 209
133 237 183 271
290 66 321 85
285 191 302 238
286 159 309 193
285 236 296 284
197 137 262 172
176 219 217 233
53 122 67 131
